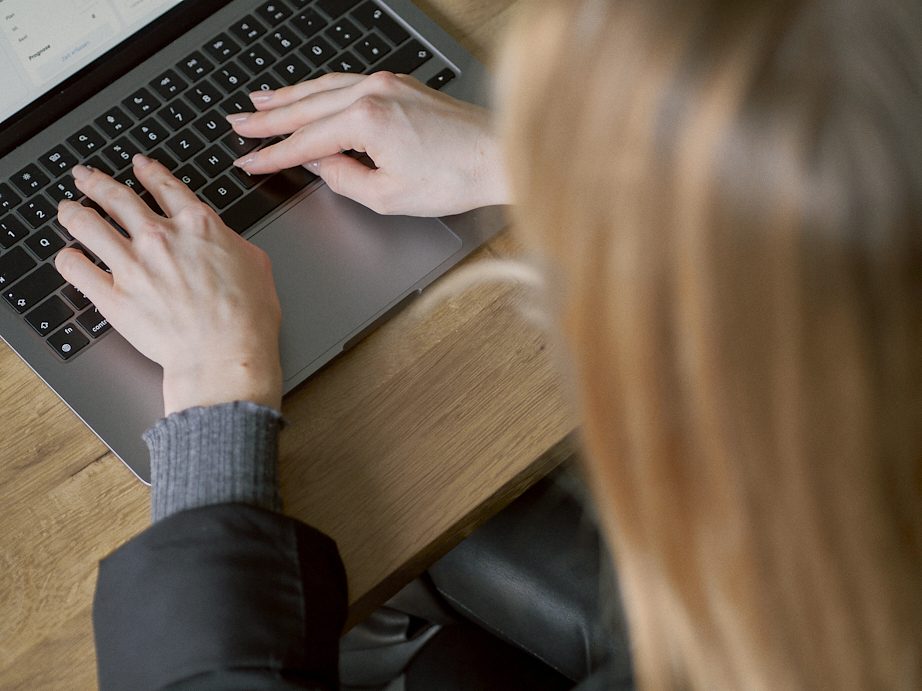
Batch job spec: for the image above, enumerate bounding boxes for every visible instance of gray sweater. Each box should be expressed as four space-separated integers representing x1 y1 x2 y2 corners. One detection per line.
143 401 283 522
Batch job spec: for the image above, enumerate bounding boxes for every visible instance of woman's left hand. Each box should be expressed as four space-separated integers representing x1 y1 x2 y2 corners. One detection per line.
54 155 283 416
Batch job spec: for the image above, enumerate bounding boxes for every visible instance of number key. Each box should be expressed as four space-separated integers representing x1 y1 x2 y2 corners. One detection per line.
240 44 274 73
102 137 142 169
159 100 197 131
129 119 169 148
47 176 81 203
213 61 248 93
17 195 56 229
188 82 222 111
0 215 30 249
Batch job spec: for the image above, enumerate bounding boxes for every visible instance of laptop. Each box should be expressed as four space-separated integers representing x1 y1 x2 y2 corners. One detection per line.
0 0 504 483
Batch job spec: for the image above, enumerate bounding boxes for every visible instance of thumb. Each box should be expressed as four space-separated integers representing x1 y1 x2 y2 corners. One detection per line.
307 154 385 213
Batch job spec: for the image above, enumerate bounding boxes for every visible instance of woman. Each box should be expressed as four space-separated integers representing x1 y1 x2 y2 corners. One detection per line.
59 0 920 688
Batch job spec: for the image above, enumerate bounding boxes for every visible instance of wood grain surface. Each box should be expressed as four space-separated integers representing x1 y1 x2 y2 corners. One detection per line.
0 1 576 688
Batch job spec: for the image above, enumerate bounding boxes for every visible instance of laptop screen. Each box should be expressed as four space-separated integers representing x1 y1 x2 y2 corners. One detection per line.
0 0 185 126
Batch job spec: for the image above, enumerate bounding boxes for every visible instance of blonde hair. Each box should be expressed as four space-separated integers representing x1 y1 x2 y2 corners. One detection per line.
498 0 922 688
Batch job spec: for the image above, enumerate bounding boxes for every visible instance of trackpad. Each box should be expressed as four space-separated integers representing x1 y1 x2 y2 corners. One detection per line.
250 185 462 386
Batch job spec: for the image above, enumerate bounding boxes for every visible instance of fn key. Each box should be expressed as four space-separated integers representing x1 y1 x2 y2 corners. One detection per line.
48 323 89 360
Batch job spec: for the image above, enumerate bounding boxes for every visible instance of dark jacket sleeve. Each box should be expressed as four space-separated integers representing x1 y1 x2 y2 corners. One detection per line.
93 503 348 691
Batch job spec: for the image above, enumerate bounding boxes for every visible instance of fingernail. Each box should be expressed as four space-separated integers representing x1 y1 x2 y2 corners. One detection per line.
250 91 273 104
133 153 151 168
72 164 92 181
306 160 320 170
234 155 256 169
226 113 250 125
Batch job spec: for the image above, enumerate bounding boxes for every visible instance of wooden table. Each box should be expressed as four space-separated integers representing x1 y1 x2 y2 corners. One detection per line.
0 2 575 688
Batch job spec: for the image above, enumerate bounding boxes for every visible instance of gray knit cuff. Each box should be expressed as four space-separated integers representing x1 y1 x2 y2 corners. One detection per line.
143 401 284 523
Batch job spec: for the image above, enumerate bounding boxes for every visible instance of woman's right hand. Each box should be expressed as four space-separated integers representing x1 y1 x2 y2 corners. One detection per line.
227 71 509 217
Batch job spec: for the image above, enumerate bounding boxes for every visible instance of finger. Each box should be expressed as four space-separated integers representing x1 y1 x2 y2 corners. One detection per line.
57 199 133 270
72 165 158 235
249 73 367 110
309 153 381 209
54 247 114 310
233 104 373 175
131 154 201 217
229 83 368 139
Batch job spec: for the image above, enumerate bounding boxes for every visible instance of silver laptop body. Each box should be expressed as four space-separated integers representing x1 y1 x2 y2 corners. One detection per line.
0 0 504 482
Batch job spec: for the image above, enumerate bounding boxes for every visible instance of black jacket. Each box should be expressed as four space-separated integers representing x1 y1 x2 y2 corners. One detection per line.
93 504 347 690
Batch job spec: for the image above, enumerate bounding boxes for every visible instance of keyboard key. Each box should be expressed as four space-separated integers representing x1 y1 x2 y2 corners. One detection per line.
47 323 89 360
11 164 50 197
159 100 197 131
25 226 65 261
214 61 249 93
256 1 292 25
327 18 360 48
291 9 327 38
77 306 111 338
220 167 316 232
248 72 284 94
4 263 65 313
240 44 274 74
115 170 142 193
17 195 56 229
273 53 311 83
102 137 143 169
354 33 389 64
95 106 133 138
0 183 21 212
67 125 107 157
230 15 267 44
39 146 78 177
174 164 207 191
373 40 432 75
62 283 91 310
0 215 29 249
204 32 242 62
218 92 253 115
123 87 160 118
427 68 456 90
265 26 300 56
0 246 35 285
317 0 355 19
188 82 222 111
25 295 73 336
165 130 206 161
193 111 231 141
225 133 262 157
47 176 81 203
201 175 243 208
301 35 335 65
194 145 233 178
148 148 179 171
177 51 214 82
130 119 170 148
150 69 189 100
229 165 264 189
326 51 364 74
352 2 409 44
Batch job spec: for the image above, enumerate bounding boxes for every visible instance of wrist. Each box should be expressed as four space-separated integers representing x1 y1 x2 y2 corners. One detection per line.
473 131 511 208
162 356 283 416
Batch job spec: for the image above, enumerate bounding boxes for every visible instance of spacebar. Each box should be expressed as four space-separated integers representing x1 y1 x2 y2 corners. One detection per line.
220 167 318 234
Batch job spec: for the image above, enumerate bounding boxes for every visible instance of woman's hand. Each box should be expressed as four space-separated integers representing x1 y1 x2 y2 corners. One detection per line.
54 156 283 416
228 71 509 217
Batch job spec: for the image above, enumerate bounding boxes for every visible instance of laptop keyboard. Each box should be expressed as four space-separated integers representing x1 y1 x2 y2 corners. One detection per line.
0 0 456 361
